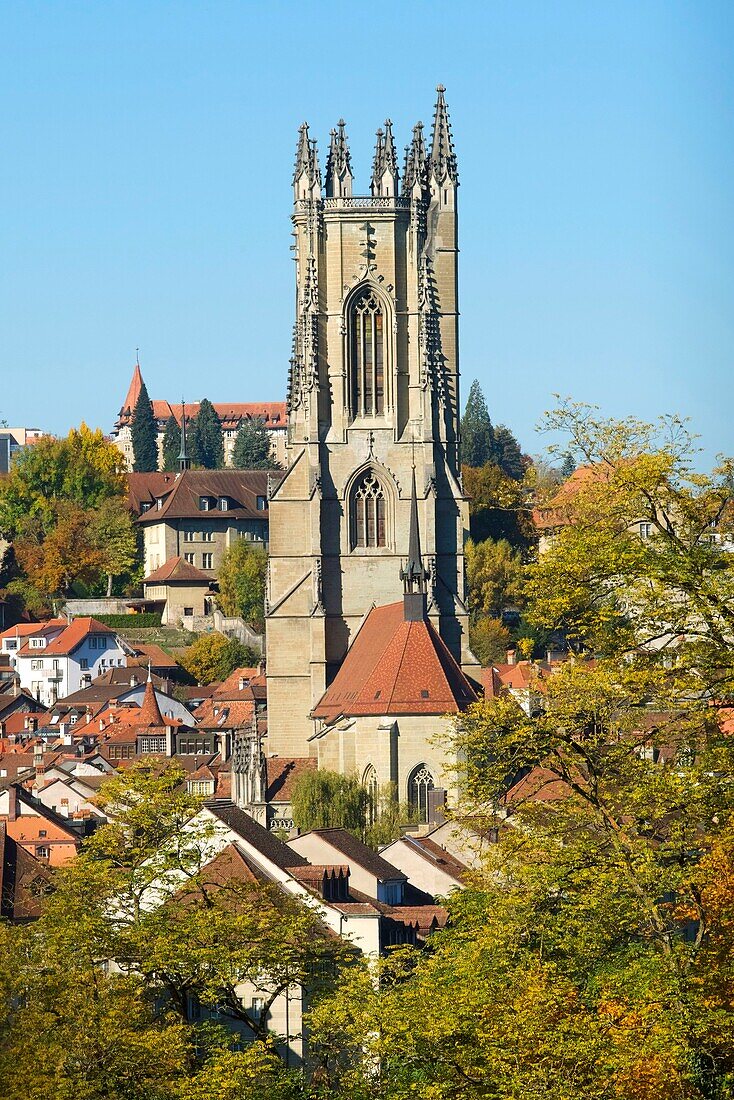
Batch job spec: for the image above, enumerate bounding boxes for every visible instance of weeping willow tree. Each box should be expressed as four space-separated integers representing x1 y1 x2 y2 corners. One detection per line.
290 770 369 837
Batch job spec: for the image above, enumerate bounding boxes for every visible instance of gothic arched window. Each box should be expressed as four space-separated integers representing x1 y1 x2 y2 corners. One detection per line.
363 764 378 825
351 470 387 549
350 288 385 418
408 764 434 824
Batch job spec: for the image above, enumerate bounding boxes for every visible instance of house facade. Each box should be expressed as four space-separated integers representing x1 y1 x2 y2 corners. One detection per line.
129 469 275 578
11 619 131 707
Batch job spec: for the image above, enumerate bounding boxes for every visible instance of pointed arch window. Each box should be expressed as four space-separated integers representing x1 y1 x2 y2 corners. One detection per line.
408 764 434 824
351 470 387 549
363 764 378 826
351 289 385 417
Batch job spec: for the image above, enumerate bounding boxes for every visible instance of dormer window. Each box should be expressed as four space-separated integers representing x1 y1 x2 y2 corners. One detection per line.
156 498 163 510
218 497 229 511
140 501 151 512
199 497 211 511
256 496 267 510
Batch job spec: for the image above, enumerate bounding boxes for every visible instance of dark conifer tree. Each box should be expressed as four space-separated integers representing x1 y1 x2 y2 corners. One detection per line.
560 452 577 479
461 380 494 467
131 382 158 472
161 415 181 472
492 425 525 481
232 418 276 470
189 399 224 469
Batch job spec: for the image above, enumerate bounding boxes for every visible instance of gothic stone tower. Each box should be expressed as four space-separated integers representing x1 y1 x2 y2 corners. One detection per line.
266 87 475 756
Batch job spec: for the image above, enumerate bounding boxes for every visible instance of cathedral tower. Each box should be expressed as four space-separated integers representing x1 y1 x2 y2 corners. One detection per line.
266 87 475 756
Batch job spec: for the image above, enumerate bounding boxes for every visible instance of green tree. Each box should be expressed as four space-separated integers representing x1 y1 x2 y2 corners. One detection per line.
460 380 494 467
162 414 182 472
91 496 140 596
468 616 511 665
492 424 525 480
190 399 224 469
527 401 734 676
14 503 108 597
232 418 277 470
0 424 125 539
180 632 259 684
0 764 340 1098
131 380 159 472
291 770 369 837
462 461 533 548
465 537 524 618
217 540 267 630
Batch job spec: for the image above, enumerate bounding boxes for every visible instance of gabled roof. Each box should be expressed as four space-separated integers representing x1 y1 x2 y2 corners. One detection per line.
208 800 309 872
312 601 477 722
143 556 213 585
131 469 278 525
18 618 116 658
294 828 407 882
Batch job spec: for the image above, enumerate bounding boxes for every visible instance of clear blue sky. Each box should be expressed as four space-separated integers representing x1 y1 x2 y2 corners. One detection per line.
1 1 732 465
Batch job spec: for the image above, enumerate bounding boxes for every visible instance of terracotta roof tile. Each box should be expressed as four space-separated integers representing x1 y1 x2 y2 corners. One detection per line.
312 601 477 722
143 556 213 585
265 757 317 802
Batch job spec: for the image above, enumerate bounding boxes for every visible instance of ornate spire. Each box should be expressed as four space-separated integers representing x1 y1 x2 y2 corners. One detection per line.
371 127 385 193
401 465 430 621
293 123 321 196
402 121 427 195
371 119 399 196
325 119 352 198
429 84 457 182
178 399 190 471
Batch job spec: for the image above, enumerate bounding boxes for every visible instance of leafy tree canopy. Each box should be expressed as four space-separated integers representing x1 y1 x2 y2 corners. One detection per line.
465 537 524 619
0 424 126 539
180 632 260 684
217 540 267 631
291 770 369 837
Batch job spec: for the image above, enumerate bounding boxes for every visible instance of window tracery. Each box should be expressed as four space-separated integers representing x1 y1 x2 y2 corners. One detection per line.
408 763 434 824
363 764 378 825
350 288 385 417
351 470 387 549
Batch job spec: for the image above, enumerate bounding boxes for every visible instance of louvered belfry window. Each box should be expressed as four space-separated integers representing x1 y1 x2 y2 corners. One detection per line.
351 289 385 417
352 470 386 549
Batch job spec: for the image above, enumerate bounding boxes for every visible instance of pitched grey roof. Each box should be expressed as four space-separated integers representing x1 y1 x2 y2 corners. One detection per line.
208 800 309 872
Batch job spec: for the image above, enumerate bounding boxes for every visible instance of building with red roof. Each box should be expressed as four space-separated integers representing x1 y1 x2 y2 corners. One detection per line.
306 472 478 826
111 361 287 470
13 618 131 708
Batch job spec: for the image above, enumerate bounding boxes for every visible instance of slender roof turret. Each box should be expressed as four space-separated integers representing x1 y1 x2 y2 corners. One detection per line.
403 122 427 195
400 466 430 620
325 119 352 197
429 84 457 182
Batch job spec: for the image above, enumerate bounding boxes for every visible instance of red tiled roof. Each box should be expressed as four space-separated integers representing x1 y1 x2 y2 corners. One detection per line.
119 400 286 432
312 601 477 722
137 678 165 727
503 765 573 804
144 556 213 585
265 757 317 802
120 363 144 417
193 698 255 730
21 618 116 658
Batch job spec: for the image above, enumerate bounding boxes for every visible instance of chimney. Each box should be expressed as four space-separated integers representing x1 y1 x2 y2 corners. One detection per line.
7 785 17 822
506 648 517 666
28 716 38 734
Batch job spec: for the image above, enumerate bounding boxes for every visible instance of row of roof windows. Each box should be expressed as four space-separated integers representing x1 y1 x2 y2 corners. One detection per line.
140 495 267 514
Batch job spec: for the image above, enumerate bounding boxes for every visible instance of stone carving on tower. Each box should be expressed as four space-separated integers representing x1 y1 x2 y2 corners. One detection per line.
268 87 476 756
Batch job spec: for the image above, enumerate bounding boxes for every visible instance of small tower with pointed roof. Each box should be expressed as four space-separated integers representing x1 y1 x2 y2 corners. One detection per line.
178 399 191 472
325 120 353 198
